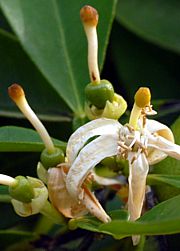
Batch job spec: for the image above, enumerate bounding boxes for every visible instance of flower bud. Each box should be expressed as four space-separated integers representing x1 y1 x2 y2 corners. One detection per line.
40 147 65 169
9 176 34 203
85 80 114 109
11 177 48 217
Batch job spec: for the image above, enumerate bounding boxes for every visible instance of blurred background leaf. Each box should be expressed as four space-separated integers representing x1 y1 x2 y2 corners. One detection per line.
116 0 180 54
0 25 71 122
0 126 66 152
0 0 117 116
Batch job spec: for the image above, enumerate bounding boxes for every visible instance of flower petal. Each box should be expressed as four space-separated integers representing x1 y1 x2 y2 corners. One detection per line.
83 185 111 223
93 171 124 186
148 134 180 160
66 133 119 199
66 118 121 165
48 166 87 218
128 152 149 221
128 152 149 245
145 119 175 165
145 119 174 142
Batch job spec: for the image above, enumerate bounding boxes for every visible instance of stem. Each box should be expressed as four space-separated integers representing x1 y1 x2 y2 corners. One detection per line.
40 200 65 225
0 194 11 203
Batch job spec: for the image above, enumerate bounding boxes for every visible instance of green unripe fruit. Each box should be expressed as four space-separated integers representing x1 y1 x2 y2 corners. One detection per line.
9 176 34 203
40 147 65 169
85 80 114 109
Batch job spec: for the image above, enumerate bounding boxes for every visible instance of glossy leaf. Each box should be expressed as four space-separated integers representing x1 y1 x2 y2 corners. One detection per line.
147 174 180 188
0 0 117 115
116 0 180 53
0 27 71 121
110 22 180 103
68 210 129 234
71 195 180 237
0 126 66 152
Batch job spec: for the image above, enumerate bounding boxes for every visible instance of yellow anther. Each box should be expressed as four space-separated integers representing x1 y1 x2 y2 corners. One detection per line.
135 87 151 108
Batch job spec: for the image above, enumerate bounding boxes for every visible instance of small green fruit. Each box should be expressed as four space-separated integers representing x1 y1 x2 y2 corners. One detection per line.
85 79 114 109
40 147 65 169
9 176 34 203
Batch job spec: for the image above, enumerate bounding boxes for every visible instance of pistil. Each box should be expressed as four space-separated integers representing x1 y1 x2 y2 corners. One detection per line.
8 84 55 154
129 87 151 129
80 5 100 83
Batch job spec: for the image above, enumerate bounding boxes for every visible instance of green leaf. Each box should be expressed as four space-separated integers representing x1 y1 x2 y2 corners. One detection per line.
0 230 37 249
100 195 180 237
139 194 180 223
0 26 71 122
0 0 117 115
0 126 66 152
152 117 180 201
68 210 129 235
110 22 180 103
71 195 180 238
116 0 180 54
147 174 180 188
0 185 11 203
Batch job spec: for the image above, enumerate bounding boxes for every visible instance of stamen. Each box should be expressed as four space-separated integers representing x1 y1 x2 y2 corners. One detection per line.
0 174 17 186
129 87 151 129
8 84 55 154
80 5 100 83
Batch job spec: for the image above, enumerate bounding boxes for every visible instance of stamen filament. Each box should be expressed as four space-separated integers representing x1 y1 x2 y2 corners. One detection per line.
80 5 100 83
8 84 55 154
0 174 17 186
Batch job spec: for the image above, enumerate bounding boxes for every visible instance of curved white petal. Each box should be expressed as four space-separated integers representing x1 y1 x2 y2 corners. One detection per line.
148 135 180 161
128 152 149 246
145 119 174 142
128 152 149 222
145 119 174 165
66 118 121 165
147 148 167 165
93 172 123 186
66 133 119 199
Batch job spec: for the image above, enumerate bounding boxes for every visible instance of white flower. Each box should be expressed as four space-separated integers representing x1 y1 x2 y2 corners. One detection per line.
65 87 180 245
